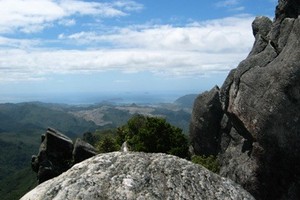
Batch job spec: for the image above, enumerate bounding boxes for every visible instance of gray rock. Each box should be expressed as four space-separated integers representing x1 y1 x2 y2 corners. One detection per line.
191 1 300 199
21 152 254 200
73 138 97 163
190 86 223 156
31 128 74 184
32 128 97 184
252 16 272 38
121 141 130 152
249 16 272 56
218 0 300 199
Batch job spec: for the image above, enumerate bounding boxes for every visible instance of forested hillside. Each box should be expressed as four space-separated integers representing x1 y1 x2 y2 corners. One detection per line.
0 95 194 199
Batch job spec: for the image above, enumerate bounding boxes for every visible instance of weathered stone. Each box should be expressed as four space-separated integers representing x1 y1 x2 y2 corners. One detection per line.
252 16 272 38
31 128 97 184
73 138 97 163
189 86 223 156
21 152 254 200
31 128 74 184
217 0 300 199
191 1 300 199
249 16 272 56
44 128 74 160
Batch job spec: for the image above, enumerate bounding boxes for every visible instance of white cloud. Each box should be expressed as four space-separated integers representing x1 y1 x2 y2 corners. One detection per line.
0 0 143 33
61 15 254 53
215 0 240 8
215 0 245 12
0 36 40 48
58 19 76 26
112 1 144 12
0 15 255 82
0 48 244 81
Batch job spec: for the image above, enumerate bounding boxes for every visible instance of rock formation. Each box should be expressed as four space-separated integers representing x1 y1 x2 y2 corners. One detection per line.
190 86 223 156
31 128 97 184
73 138 97 163
190 0 300 199
22 152 254 200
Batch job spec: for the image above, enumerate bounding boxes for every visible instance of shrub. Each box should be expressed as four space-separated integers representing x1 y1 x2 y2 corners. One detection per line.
191 155 220 173
116 115 189 158
95 135 120 153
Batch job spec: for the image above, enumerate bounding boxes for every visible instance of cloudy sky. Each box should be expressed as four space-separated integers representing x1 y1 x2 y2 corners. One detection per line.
0 0 277 103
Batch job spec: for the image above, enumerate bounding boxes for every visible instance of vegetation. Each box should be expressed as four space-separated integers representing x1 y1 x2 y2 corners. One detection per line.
151 108 191 134
115 115 189 158
91 115 190 158
0 167 37 200
0 103 98 136
0 135 39 180
191 155 220 173
96 135 120 153
0 100 192 199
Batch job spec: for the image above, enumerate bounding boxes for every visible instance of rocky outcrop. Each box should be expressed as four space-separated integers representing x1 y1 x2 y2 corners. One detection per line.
31 128 97 184
22 152 254 200
190 0 300 199
73 138 97 163
190 86 223 156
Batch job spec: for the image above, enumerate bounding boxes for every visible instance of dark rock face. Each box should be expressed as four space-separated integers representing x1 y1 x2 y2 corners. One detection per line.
189 86 223 156
73 138 97 163
22 152 255 200
31 128 97 184
190 1 300 199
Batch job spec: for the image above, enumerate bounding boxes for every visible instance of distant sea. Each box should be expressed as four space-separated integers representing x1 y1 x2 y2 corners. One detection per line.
0 91 199 105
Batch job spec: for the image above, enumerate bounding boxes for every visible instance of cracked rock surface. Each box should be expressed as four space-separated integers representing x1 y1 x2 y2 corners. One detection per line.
191 0 300 199
21 152 254 200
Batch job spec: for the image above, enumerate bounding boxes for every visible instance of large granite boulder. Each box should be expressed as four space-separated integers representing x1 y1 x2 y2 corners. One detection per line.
31 128 97 184
21 152 254 200
190 0 300 199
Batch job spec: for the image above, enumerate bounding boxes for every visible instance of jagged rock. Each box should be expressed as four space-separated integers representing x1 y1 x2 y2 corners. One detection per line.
31 128 97 184
73 138 97 163
21 152 254 200
191 1 300 199
220 0 300 199
189 86 223 156
31 128 74 184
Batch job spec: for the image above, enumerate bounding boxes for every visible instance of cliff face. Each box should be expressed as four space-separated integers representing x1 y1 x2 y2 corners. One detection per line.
190 0 300 199
21 152 254 200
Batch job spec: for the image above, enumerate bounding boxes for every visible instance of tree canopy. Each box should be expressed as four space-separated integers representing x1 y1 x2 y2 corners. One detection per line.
115 115 189 158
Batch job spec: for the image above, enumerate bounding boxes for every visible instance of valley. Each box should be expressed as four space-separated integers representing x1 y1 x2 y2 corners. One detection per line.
0 94 196 199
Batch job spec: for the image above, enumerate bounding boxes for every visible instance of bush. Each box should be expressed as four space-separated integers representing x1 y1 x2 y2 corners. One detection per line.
116 115 189 158
95 135 120 153
191 155 220 173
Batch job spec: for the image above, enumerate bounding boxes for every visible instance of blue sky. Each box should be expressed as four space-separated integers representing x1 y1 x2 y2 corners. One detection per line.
0 0 277 103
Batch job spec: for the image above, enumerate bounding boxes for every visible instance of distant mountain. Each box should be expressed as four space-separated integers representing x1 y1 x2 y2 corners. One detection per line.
0 103 98 135
0 102 101 200
0 99 193 199
174 94 198 108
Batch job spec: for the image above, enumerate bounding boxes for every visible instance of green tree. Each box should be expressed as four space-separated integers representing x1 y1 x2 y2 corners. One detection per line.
116 115 189 158
95 135 120 153
82 132 96 145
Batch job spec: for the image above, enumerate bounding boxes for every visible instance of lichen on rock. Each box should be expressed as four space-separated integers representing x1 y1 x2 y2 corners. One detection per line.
22 152 254 200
